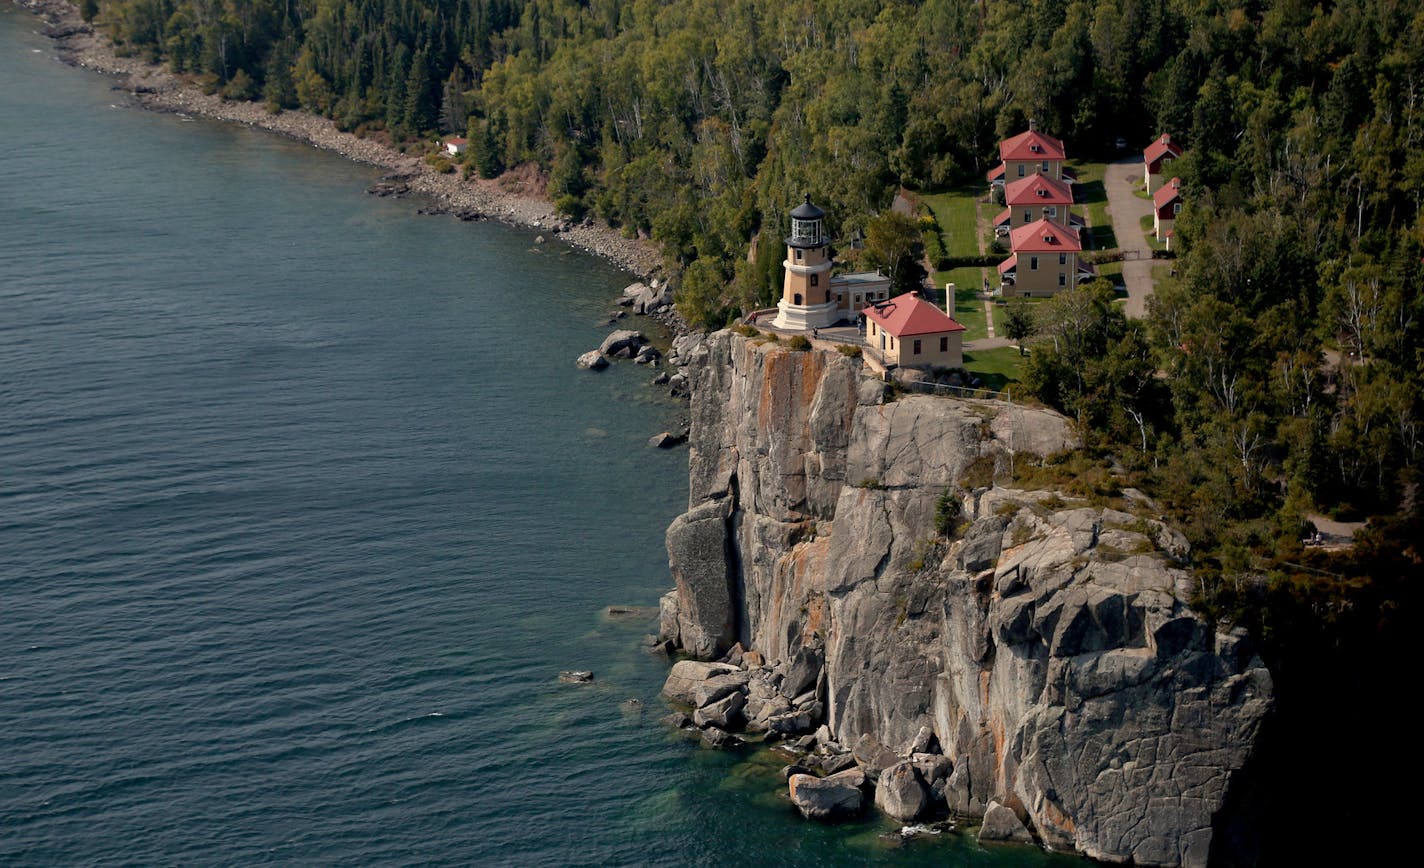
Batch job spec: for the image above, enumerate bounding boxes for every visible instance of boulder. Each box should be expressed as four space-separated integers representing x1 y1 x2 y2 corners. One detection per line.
693 690 746 730
691 671 752 708
701 727 740 749
660 711 692 729
648 431 688 449
767 706 818 734
661 660 738 704
657 590 680 644
978 801 1034 844
819 752 858 775
788 773 863 820
599 329 646 357
575 351 608 370
652 371 671 386
825 767 867 789
664 497 738 658
780 645 824 699
781 764 814 780
852 733 899 779
875 761 929 822
558 670 594 684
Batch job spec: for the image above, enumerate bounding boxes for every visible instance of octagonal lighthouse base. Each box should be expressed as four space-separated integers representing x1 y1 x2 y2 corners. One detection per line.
770 299 839 332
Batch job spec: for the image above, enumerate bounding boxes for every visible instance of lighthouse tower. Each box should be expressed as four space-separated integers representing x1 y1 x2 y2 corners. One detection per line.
770 195 839 331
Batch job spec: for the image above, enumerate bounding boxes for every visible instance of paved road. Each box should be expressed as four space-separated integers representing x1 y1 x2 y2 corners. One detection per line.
1102 158 1157 318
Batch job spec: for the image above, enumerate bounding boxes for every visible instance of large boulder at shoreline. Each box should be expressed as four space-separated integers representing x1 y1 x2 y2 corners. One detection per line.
875 761 929 821
979 801 1034 844
664 496 737 658
693 690 746 730
691 671 751 708
788 773 863 820
600 329 646 358
575 350 608 370
661 660 738 705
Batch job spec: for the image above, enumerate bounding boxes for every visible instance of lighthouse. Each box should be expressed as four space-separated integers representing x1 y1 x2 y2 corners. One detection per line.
770 195 840 331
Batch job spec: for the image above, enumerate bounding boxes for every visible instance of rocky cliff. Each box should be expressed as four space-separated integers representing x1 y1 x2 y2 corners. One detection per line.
659 331 1273 867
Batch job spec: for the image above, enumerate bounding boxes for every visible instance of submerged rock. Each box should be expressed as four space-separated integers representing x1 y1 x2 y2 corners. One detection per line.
558 670 594 684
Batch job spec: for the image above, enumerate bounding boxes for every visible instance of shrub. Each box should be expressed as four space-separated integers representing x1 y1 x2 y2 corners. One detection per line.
787 335 812 351
424 154 455 174
836 344 863 358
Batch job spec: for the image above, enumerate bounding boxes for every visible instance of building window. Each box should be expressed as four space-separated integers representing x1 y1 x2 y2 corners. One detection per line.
795 249 803 261
1030 256 1038 271
1059 253 1066 265
810 274 818 286
1022 210 1031 223
1174 203 1181 215
794 293 802 305
1059 272 1067 286
913 339 922 355
1017 164 1025 177
889 335 895 350
836 294 844 304
1046 206 1056 218
1041 160 1049 173
940 336 948 352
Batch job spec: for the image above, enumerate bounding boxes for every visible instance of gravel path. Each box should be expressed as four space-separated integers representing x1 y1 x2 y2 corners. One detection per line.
1103 158 1157 318
19 0 665 280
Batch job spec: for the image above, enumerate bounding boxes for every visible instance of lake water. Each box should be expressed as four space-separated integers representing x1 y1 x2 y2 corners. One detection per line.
0 8 1081 865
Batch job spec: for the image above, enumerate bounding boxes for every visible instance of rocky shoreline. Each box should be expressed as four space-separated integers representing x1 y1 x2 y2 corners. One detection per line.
16 0 666 281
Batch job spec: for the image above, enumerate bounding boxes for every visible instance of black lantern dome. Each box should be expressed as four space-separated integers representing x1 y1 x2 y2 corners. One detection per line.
787 194 826 249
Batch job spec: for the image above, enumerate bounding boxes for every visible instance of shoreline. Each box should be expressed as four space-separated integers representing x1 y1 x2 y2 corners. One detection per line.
15 0 667 283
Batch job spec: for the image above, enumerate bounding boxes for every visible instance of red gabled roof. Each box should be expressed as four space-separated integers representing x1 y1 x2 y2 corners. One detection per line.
1144 134 1181 164
1004 173 1073 207
1009 218 1081 253
445 137 468 145
987 164 1005 182
1000 129 1066 162
1153 177 1182 208
997 254 1018 274
864 292 966 337
993 207 1011 226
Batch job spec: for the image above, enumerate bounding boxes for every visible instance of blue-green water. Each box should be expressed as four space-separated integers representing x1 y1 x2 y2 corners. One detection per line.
0 8 1083 864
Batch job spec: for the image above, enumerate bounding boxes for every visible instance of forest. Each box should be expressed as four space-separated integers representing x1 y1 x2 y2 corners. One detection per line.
85 0 1421 853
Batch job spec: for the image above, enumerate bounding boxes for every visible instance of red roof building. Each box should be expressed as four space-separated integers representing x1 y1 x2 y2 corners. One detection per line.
990 128 1070 187
1153 178 1183 244
1143 134 1182 193
994 173 1077 228
863 291 965 369
998 218 1084 297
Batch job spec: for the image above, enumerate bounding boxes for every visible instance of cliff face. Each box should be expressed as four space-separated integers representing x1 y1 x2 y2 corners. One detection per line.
662 332 1273 867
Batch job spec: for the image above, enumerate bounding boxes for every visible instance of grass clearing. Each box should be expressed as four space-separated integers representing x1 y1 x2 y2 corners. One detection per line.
962 345 1027 391
921 188 985 258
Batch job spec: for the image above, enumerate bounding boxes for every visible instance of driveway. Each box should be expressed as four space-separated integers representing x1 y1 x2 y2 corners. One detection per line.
1102 158 1156 318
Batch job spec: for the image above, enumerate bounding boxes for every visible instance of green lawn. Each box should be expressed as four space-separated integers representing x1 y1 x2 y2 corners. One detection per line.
928 265 991 340
921 188 984 257
1138 214 1168 250
1070 162 1114 251
962 345 1027 391
1095 260 1129 297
